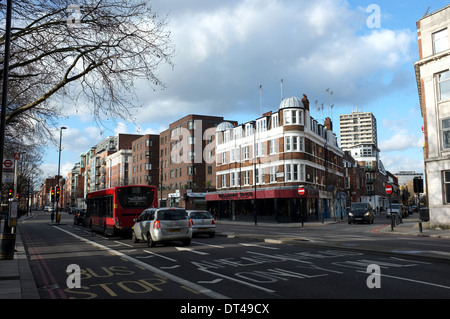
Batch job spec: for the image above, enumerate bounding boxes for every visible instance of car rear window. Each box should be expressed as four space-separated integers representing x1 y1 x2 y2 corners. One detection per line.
157 210 187 220
190 212 213 219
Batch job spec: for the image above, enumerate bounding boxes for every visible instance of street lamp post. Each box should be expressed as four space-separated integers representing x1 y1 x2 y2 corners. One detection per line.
56 126 67 223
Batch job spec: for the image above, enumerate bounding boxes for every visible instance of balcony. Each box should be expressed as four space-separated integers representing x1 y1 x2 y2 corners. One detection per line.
365 166 376 172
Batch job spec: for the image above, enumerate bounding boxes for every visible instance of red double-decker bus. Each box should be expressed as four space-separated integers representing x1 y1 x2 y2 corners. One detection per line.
86 185 158 236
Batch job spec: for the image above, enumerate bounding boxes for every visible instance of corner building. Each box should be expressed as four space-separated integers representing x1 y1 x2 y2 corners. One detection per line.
206 95 345 222
415 5 450 227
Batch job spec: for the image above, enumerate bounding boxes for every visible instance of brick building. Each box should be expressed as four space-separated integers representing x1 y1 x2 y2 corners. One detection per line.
206 95 345 222
131 134 160 186
159 114 234 209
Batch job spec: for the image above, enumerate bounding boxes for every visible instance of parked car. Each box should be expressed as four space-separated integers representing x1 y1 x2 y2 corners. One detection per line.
348 202 374 224
187 210 215 238
43 206 50 212
73 209 88 226
132 207 192 247
387 203 404 221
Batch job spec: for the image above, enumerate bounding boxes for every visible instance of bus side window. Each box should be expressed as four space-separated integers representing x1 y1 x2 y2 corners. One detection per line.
107 195 113 218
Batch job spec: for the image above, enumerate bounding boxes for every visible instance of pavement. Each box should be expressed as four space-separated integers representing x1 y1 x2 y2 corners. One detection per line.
1 212 449 299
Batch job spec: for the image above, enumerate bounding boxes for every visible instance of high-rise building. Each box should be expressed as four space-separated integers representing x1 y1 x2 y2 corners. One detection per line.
339 111 388 210
415 5 450 227
339 111 377 151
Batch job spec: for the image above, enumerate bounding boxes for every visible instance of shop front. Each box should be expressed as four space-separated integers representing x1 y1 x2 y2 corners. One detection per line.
205 186 321 223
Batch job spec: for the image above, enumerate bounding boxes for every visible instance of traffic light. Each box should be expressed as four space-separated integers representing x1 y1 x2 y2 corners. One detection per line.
51 187 55 202
56 186 60 201
8 189 12 198
16 193 19 199
413 177 424 193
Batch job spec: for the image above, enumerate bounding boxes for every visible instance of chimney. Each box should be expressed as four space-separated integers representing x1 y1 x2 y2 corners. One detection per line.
324 117 333 131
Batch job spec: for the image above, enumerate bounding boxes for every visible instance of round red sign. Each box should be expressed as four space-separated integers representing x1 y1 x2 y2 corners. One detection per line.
385 184 393 195
298 187 305 196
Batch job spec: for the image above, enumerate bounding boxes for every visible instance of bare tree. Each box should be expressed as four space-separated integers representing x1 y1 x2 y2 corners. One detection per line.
0 0 174 133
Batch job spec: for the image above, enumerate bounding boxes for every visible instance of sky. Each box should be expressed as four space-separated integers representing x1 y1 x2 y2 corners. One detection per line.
40 0 449 181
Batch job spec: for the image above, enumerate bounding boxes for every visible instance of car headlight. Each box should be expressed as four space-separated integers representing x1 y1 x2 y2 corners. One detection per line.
349 212 353 216
364 212 370 216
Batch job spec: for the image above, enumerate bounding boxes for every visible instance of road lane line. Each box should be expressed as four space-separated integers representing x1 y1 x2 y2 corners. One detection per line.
53 226 228 299
357 270 450 290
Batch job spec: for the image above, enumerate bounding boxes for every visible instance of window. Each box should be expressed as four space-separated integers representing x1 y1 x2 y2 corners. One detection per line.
283 109 303 125
221 152 227 164
433 29 448 54
272 114 279 128
442 118 450 150
444 171 450 204
257 118 267 133
285 164 291 181
245 123 253 136
221 175 227 188
230 172 235 187
244 146 250 159
285 136 291 151
269 166 277 183
284 164 304 182
269 139 277 154
243 171 250 185
438 71 450 101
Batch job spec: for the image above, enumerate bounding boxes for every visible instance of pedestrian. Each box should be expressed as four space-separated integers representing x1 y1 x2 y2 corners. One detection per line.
51 211 54 223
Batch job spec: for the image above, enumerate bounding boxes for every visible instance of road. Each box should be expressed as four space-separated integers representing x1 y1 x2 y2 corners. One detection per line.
19 210 450 304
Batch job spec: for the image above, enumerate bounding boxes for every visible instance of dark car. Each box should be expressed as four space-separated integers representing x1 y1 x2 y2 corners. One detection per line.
73 209 88 226
348 202 374 224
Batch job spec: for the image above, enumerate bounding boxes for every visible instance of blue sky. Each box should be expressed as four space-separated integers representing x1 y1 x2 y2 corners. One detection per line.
41 0 449 180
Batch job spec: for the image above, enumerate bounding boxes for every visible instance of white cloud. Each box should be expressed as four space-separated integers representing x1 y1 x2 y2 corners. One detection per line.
380 132 424 151
42 0 425 178
127 0 417 129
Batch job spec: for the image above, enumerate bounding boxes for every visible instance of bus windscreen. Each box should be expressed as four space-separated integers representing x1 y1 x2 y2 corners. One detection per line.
117 186 155 208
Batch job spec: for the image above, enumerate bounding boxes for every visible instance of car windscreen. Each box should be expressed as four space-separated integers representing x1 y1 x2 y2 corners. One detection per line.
157 210 187 220
190 212 213 219
351 203 368 210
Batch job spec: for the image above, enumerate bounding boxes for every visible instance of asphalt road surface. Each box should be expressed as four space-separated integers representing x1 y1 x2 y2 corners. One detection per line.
19 211 450 306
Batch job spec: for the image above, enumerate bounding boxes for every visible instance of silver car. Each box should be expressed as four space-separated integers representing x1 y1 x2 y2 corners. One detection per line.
132 207 192 247
187 210 216 238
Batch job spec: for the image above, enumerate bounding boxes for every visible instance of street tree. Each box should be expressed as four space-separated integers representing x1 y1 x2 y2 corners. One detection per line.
0 0 175 138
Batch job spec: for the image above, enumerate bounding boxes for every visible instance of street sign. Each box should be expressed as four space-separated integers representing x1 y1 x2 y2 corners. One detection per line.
298 187 305 196
385 184 393 195
2 158 13 170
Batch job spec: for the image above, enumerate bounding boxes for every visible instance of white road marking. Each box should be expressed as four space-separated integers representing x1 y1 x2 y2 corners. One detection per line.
54 226 228 299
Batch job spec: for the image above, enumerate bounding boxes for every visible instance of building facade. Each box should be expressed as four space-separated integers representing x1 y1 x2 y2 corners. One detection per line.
340 110 389 210
159 114 231 209
131 134 160 186
415 5 450 227
339 110 378 151
206 95 345 222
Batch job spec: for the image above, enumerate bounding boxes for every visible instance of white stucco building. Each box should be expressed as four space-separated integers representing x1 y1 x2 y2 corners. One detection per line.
415 5 450 228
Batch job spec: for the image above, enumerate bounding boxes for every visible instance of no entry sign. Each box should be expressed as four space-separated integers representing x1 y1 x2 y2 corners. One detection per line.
298 187 305 196
385 184 393 195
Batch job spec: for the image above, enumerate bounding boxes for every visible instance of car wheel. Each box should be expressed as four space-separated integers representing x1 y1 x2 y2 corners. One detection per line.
132 231 139 243
183 238 191 246
209 232 215 238
147 233 156 247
